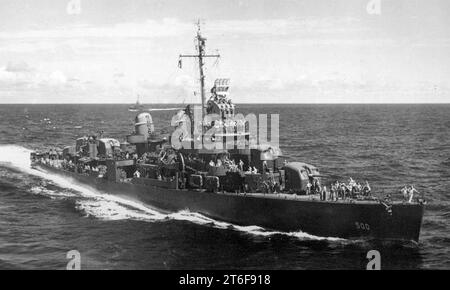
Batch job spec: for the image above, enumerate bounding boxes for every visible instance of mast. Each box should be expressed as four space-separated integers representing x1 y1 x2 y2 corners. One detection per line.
197 26 206 118
179 20 220 125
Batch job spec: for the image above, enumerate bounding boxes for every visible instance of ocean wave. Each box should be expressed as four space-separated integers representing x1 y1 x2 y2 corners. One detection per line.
29 186 77 199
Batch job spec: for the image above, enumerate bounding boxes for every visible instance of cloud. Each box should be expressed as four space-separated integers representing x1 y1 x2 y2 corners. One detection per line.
0 18 190 39
113 72 125 78
45 70 67 85
0 62 68 90
5 61 34 72
0 15 449 103
0 17 363 40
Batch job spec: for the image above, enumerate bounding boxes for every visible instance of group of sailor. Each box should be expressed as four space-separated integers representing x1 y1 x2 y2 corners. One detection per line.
400 185 419 203
77 163 106 177
208 157 248 173
244 166 260 174
306 178 322 195
132 168 164 181
125 152 139 161
40 157 64 169
37 155 71 170
307 177 372 201
36 153 108 178
82 164 100 173
35 147 421 203
334 178 371 199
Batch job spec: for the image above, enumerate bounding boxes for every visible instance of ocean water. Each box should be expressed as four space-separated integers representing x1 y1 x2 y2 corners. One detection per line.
0 103 448 269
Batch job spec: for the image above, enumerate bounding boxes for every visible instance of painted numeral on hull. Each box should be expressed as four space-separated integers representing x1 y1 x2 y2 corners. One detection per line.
355 222 370 231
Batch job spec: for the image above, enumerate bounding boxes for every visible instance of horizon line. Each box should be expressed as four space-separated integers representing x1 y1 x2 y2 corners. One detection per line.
1 102 450 105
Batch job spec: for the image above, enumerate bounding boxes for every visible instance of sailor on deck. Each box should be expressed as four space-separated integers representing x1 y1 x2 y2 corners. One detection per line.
313 179 321 194
262 160 268 173
349 177 356 187
408 185 419 203
321 186 327 201
401 186 409 201
306 181 312 195
239 159 244 171
363 181 371 195
330 185 337 201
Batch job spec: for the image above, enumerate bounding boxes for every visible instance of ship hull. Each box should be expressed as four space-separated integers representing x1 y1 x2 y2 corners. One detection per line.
36 164 424 242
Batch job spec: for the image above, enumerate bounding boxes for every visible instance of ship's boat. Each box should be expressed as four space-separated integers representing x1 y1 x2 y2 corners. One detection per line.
30 24 425 243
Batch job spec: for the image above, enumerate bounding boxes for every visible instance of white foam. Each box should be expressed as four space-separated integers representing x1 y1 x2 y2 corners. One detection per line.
30 186 77 199
75 198 168 221
0 145 34 170
0 145 346 242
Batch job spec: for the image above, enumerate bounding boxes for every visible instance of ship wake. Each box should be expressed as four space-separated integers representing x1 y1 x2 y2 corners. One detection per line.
0 145 346 243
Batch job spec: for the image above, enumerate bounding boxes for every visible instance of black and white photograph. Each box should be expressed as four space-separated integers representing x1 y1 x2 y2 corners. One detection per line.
0 0 448 274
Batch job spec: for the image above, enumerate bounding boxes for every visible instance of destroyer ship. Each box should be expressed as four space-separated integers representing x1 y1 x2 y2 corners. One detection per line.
30 24 425 242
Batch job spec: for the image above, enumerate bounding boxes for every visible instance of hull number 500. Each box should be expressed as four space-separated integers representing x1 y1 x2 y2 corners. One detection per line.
355 222 370 230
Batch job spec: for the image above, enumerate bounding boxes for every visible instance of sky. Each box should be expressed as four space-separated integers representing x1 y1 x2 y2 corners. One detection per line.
0 0 449 103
